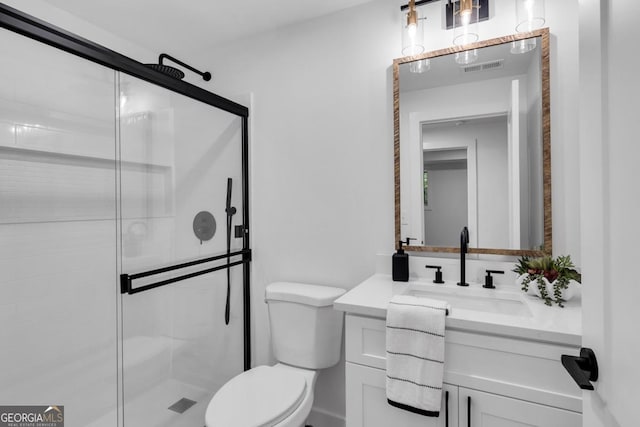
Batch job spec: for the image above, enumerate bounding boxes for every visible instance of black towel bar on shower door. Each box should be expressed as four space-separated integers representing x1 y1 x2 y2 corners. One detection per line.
120 249 251 295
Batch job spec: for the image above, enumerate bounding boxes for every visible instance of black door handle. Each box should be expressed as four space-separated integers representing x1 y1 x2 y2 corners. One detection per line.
561 347 599 390
467 395 471 427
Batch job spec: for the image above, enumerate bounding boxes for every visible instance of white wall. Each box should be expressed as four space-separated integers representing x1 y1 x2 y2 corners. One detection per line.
2 0 154 61
197 0 581 421
579 0 640 426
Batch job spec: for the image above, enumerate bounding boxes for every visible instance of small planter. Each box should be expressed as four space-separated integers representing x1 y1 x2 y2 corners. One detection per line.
517 274 580 304
513 255 581 308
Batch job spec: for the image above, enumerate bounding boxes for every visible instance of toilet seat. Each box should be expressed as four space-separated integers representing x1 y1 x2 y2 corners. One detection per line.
205 365 307 427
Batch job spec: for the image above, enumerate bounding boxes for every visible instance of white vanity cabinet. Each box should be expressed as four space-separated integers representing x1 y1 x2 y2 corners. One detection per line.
460 388 581 427
347 362 458 427
344 314 582 427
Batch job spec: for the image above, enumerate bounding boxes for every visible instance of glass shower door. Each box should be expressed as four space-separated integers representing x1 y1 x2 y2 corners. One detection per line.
0 28 119 426
118 74 245 427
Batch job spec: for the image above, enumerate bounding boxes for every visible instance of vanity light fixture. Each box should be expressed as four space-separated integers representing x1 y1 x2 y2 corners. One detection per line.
449 0 481 64
511 0 545 54
401 0 425 57
401 0 430 73
401 0 423 56
457 0 474 26
451 0 480 45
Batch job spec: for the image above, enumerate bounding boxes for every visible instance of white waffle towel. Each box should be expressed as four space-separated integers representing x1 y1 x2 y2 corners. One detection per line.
386 294 448 417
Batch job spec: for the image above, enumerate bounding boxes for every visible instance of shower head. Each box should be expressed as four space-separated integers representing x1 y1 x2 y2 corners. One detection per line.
145 63 185 80
145 53 212 81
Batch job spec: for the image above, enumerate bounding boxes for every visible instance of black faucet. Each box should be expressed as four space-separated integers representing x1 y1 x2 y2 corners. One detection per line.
457 226 469 287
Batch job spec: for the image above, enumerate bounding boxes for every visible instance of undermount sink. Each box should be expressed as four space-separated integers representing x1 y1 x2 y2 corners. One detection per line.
403 282 533 318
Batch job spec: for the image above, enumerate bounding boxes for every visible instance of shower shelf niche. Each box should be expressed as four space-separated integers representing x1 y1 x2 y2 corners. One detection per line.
0 145 174 223
0 145 173 170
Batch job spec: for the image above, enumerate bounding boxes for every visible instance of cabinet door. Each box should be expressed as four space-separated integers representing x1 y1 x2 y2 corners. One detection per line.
346 362 458 427
459 388 581 427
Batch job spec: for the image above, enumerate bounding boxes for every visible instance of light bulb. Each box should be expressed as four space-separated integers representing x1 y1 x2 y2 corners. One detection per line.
460 11 471 26
407 23 416 39
460 0 473 25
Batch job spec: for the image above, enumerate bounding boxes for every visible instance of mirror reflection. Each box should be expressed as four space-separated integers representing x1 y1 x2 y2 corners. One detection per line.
396 31 549 254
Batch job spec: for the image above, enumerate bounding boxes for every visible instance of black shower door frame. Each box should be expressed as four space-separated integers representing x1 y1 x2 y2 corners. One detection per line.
0 3 252 370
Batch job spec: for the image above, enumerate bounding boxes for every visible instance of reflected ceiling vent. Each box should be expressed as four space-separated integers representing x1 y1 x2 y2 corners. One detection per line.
460 59 504 73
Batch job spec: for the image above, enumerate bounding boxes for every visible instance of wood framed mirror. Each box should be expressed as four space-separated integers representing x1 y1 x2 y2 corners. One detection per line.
394 28 550 256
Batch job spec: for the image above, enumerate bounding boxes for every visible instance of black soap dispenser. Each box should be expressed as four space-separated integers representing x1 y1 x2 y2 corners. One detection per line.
392 240 409 282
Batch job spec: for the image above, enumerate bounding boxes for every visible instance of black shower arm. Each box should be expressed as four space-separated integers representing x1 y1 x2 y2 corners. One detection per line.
159 53 212 81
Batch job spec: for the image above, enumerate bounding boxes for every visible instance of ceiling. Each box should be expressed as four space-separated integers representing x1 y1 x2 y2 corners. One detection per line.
40 0 377 55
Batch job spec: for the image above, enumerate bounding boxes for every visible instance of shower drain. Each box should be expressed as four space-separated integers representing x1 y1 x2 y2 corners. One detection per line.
168 397 197 414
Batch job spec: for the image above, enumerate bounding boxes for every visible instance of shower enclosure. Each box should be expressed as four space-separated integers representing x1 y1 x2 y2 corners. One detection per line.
0 5 250 426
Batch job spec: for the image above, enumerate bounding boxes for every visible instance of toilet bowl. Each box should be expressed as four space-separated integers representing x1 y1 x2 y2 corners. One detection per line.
204 282 345 427
205 364 316 427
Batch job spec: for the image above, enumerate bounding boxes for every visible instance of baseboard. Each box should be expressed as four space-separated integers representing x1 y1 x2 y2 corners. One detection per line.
305 407 345 427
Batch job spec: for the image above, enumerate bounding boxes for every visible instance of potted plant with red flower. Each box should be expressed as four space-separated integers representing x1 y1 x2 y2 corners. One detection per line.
513 255 582 307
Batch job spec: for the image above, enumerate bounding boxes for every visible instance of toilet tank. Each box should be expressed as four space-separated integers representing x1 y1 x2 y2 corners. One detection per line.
265 282 346 370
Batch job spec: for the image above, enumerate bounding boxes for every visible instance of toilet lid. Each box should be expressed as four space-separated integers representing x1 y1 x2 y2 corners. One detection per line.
205 365 307 427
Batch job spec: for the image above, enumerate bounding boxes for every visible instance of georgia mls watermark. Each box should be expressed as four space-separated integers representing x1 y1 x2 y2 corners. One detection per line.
0 406 64 427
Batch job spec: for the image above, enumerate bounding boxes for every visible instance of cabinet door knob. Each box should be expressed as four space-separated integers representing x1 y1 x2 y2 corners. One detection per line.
561 347 599 390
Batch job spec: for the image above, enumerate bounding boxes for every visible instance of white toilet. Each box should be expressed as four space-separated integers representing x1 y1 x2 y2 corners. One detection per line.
205 282 346 427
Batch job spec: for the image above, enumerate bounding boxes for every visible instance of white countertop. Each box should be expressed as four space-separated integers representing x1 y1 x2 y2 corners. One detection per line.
334 273 582 347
